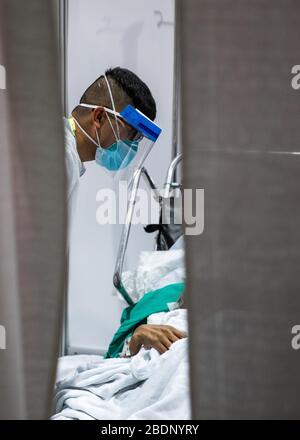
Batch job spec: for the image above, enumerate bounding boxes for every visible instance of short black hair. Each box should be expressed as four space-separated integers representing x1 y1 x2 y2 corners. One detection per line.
79 67 156 121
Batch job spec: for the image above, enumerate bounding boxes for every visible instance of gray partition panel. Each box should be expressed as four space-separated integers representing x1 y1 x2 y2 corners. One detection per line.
0 0 66 419
181 0 300 419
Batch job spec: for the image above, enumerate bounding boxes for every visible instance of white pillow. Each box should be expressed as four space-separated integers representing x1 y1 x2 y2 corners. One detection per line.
121 237 185 303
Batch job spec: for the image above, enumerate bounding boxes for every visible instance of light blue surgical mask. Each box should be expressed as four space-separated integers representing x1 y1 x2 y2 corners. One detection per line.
95 139 138 171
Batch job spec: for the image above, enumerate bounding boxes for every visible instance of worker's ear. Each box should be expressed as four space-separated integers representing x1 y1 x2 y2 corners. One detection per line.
92 107 105 129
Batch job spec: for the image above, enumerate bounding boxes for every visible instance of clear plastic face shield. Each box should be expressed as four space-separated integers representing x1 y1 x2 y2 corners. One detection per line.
107 107 162 304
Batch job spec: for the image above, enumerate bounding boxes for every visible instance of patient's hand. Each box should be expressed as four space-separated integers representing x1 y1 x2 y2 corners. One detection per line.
129 324 186 356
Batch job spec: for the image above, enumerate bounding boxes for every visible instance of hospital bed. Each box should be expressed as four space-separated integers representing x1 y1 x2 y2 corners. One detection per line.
59 152 183 353
114 153 183 305
61 153 184 358
54 154 187 419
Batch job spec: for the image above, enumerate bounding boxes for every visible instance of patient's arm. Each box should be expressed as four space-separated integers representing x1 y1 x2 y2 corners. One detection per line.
129 324 186 356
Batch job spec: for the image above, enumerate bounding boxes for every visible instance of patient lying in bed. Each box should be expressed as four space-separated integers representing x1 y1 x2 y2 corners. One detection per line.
106 237 186 359
53 307 189 420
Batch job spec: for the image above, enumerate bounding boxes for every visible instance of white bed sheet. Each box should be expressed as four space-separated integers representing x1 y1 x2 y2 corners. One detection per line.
56 354 103 384
52 309 190 420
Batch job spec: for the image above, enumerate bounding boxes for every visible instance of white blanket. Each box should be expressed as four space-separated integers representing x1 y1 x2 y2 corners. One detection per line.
52 309 190 420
